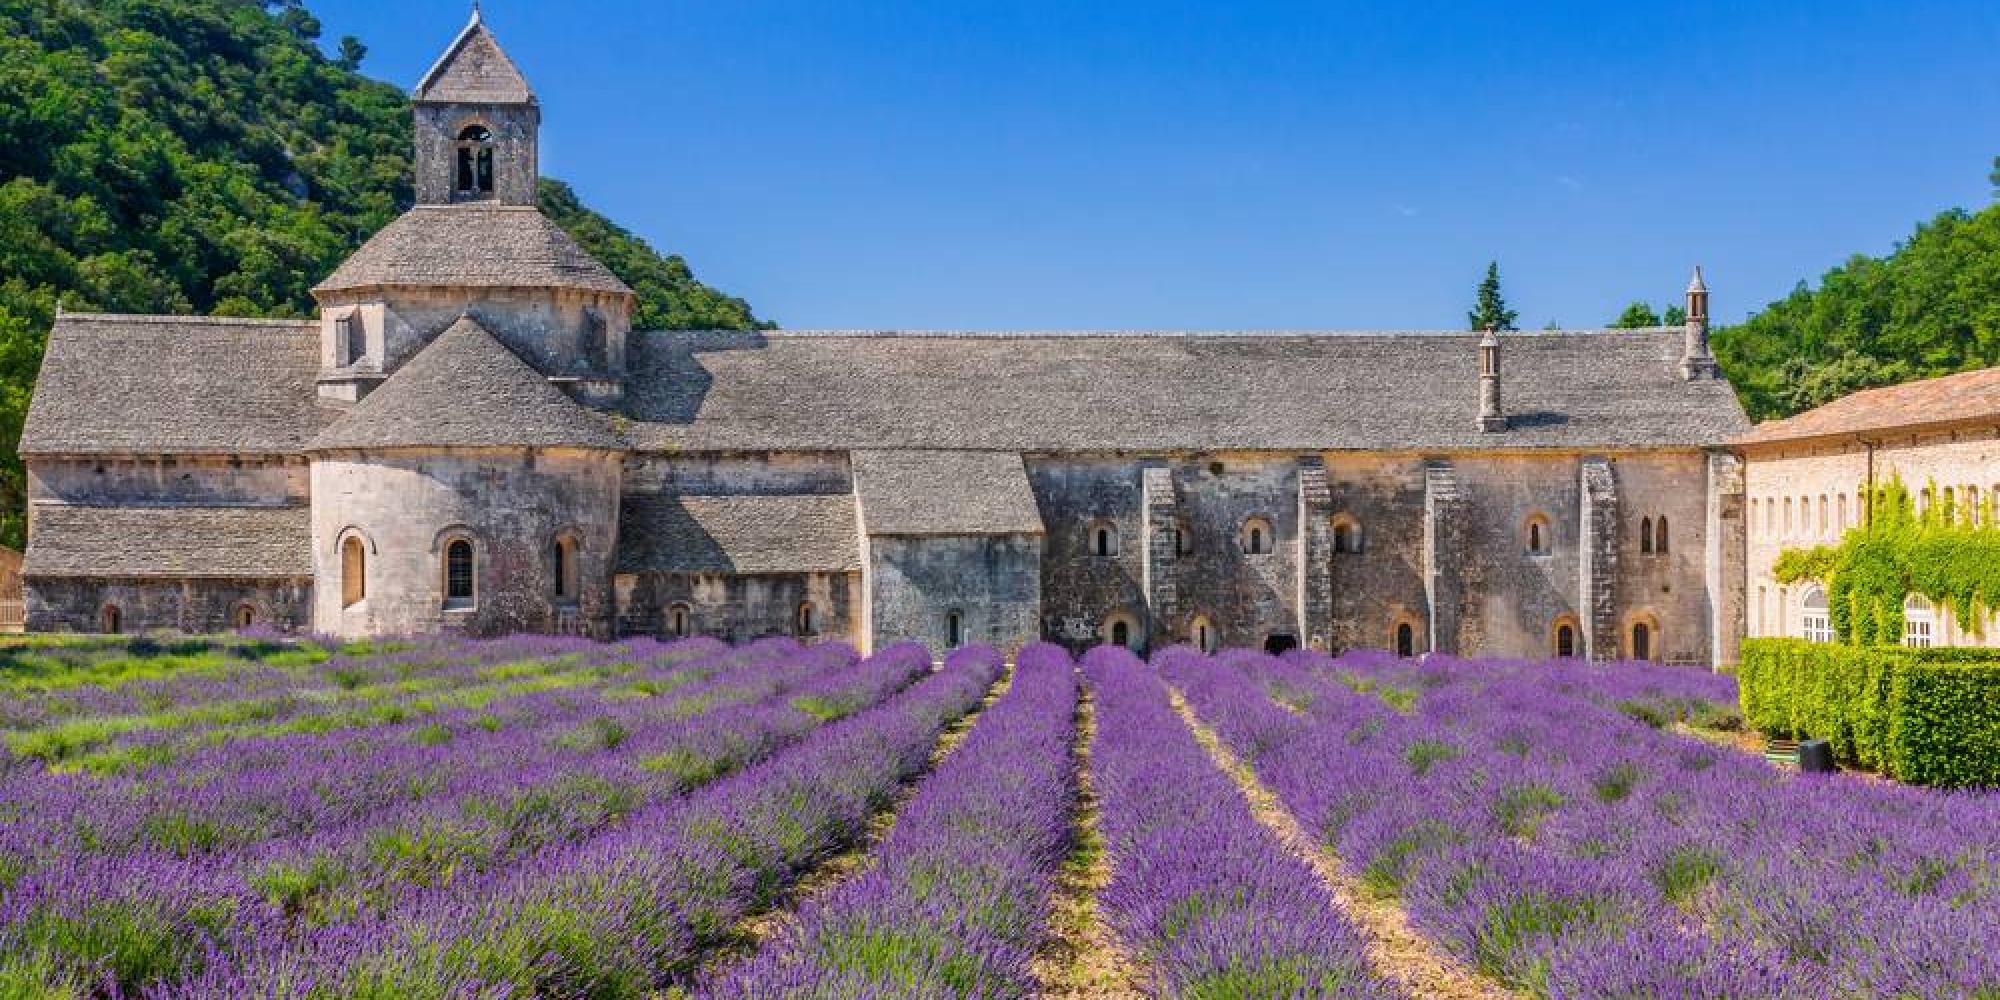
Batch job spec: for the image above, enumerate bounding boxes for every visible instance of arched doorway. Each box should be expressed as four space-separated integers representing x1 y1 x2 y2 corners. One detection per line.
100 604 121 634
1394 622 1415 658
1264 633 1298 655
1632 622 1654 662
1555 623 1576 659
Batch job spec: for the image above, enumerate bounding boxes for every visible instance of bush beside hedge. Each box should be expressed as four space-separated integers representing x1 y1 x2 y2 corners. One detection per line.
1739 638 2000 788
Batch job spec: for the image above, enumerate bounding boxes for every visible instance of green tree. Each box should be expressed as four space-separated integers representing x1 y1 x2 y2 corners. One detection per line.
1663 304 1687 326
1467 261 1518 331
1609 301 1662 328
335 36 367 71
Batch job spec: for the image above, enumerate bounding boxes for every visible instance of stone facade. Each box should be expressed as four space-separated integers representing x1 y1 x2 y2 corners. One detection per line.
15 12 1755 664
1742 414 2000 647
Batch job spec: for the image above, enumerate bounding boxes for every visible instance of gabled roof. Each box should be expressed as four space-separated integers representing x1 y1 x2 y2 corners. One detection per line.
852 450 1045 536
1735 366 2000 448
309 316 622 451
619 328 1751 453
617 494 861 574
314 205 631 297
21 314 336 456
25 505 312 579
414 9 535 105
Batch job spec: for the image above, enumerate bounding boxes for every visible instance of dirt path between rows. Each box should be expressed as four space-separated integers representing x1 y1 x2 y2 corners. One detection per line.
673 664 1013 991
1167 687 1518 1000
1032 683 1147 1000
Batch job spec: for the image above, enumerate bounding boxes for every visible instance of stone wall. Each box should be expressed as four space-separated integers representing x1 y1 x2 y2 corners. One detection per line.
1744 425 2000 646
615 571 858 644
310 447 622 638
318 285 631 391
622 452 850 496
29 456 306 507
26 577 312 633
414 103 539 207
867 534 1042 654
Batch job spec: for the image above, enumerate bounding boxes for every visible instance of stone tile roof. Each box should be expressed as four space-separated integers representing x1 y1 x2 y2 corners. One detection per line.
25 505 312 579
1735 366 2000 447
314 206 631 296
620 328 1751 452
20 314 335 456
616 494 861 574
413 11 534 105
310 316 622 451
852 450 1046 536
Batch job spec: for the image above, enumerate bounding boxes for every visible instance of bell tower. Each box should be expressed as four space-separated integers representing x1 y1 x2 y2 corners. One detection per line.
412 7 539 207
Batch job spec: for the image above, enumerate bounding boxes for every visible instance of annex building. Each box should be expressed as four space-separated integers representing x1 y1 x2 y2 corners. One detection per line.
1740 368 2000 649
18 13 1753 663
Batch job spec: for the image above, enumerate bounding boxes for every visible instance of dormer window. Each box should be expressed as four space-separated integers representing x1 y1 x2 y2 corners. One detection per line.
456 125 495 198
335 312 364 367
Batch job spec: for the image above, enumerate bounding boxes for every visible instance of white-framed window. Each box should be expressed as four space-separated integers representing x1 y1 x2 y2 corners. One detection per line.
1190 615 1218 653
1904 595 1935 648
1089 520 1118 558
1800 587 1832 644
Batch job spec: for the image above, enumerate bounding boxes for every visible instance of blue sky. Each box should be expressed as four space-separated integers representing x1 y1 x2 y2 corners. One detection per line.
316 0 2000 330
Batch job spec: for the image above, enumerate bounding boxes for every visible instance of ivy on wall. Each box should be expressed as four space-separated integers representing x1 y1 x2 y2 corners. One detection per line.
1773 476 2000 645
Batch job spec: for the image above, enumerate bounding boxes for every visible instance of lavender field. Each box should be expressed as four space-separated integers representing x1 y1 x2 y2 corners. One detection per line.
0 635 1993 999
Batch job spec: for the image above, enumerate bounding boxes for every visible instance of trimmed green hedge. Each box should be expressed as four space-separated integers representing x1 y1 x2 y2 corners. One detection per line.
1739 638 2000 788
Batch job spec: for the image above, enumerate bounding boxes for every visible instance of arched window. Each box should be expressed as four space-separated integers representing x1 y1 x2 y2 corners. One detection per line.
1655 516 1669 554
1904 595 1935 648
1783 498 1792 535
1190 615 1217 653
1837 493 1849 531
1800 587 1832 644
1555 622 1577 659
1640 517 1655 554
1241 517 1274 556
1525 513 1550 555
796 601 816 636
668 603 692 638
340 535 366 609
1919 488 1933 517
1090 521 1118 558
551 535 580 603
444 538 476 608
455 124 495 197
1173 525 1188 557
1765 497 1775 534
1757 585 1768 637
1631 620 1658 662
1332 516 1363 555
1394 622 1415 658
1943 487 1957 525
235 603 255 630
1968 486 1981 526
946 610 964 649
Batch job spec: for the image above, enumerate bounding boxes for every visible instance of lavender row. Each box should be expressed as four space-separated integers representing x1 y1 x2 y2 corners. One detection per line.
0 641 931 997
149 644 1006 999
699 641 1080 999
1085 645 1399 1000
0 638 856 875
1166 647 2000 999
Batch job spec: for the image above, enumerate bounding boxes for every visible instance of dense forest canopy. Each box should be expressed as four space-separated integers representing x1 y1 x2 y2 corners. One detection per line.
0 0 764 546
1713 201 2000 422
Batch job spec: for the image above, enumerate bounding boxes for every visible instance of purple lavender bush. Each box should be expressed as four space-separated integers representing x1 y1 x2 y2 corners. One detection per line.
1086 644 1400 1000
0 637 987 998
698 641 1079 999
1162 646 2000 999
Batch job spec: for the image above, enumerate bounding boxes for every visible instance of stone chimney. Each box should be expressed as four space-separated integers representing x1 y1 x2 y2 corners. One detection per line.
1681 266 1719 380
1477 327 1507 432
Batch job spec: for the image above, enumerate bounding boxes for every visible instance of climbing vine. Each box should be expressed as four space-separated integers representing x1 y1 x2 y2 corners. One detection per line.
1773 476 2000 645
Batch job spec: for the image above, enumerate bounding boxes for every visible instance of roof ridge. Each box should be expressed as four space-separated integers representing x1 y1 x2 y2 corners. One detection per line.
632 327 1683 340
57 313 317 329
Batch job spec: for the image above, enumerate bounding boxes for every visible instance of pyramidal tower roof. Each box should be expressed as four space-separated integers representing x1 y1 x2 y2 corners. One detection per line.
414 7 536 105
310 316 621 451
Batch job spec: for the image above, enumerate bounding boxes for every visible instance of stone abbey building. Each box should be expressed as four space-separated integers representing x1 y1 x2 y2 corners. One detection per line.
18 14 1753 663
